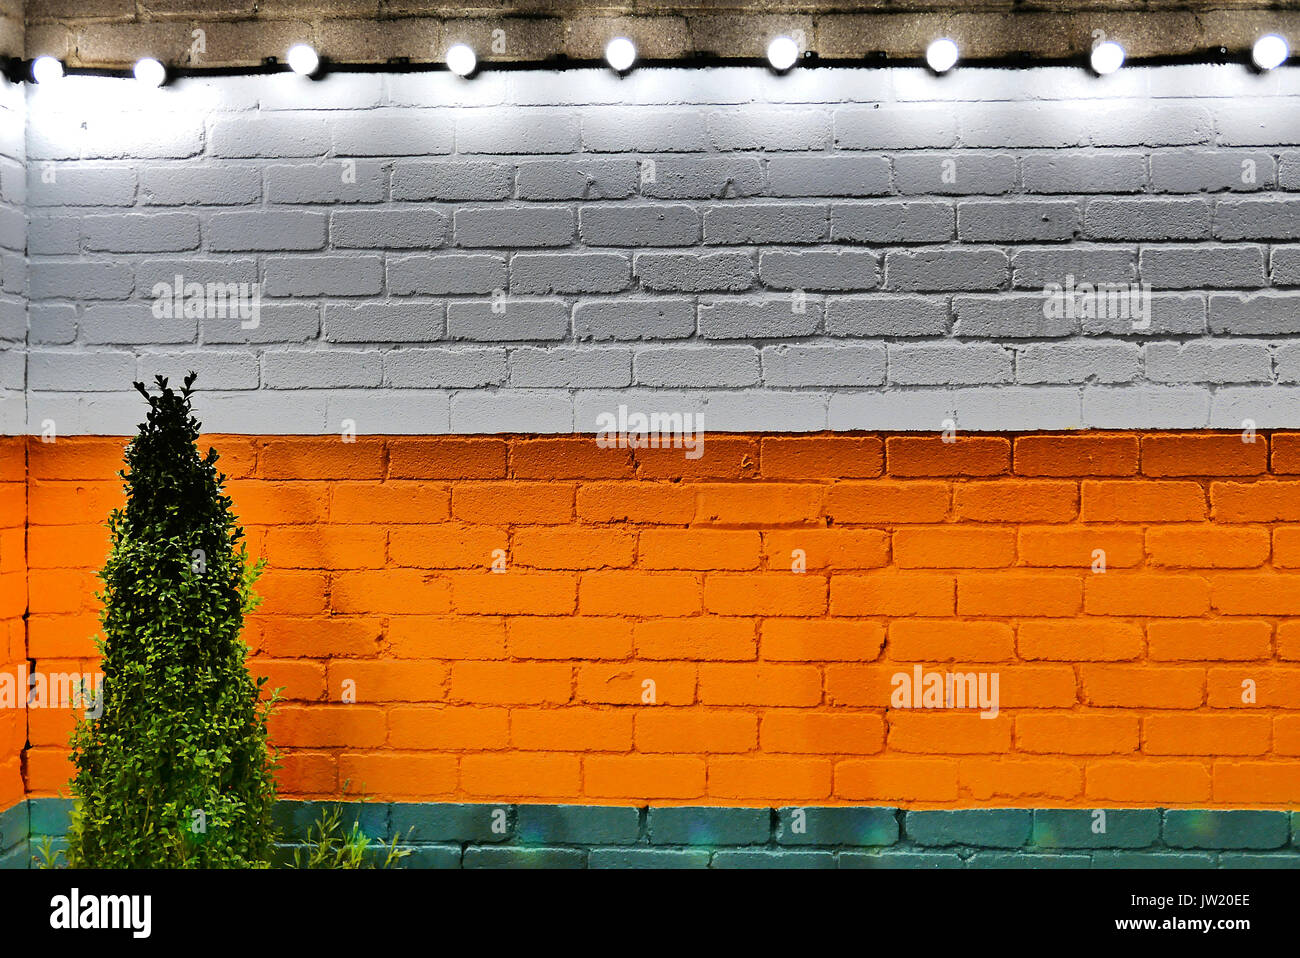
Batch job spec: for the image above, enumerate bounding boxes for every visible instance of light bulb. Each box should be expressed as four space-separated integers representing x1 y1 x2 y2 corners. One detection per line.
767 36 800 72
926 38 959 73
446 43 477 77
133 57 166 88
286 44 319 76
1090 40 1125 75
31 56 63 85
1253 34 1290 71
605 37 637 73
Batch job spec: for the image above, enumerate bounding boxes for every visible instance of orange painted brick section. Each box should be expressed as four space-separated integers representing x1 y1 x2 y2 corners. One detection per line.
0 439 24 811
8 431 1300 811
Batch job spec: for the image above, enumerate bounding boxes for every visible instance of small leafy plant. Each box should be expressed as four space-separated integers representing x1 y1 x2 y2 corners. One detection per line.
32 835 65 870
65 374 279 867
291 804 412 869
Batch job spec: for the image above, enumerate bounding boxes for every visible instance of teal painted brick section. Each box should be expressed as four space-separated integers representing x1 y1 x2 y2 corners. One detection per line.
1163 810 1290 850
0 802 25 856
711 849 836 869
907 809 1032 848
20 800 1300 868
28 797 73 837
967 852 1091 869
1032 809 1160 849
1092 851 1216 869
463 846 586 868
394 845 462 869
516 804 640 846
776 806 897 846
389 802 512 843
840 850 965 869
1220 852 1300 869
272 801 389 841
648 806 769 845
590 847 711 868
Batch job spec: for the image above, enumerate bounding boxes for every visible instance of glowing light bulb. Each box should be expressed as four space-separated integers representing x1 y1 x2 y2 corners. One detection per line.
1090 40 1125 75
446 44 477 77
767 36 800 72
926 38 959 73
286 44 319 76
1253 34 1290 71
133 57 166 88
605 37 637 73
32 56 63 84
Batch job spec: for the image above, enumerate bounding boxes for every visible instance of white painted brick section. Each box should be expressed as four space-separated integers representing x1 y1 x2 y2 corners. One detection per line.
7 66 1300 434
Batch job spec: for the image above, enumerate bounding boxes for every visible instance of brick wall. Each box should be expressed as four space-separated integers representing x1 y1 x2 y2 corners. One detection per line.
20 0 1300 66
8 64 1300 864
15 432 1300 810
0 69 23 866
16 66 1300 436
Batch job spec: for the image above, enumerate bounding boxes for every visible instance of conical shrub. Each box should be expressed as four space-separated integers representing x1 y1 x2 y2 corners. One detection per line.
66 373 278 867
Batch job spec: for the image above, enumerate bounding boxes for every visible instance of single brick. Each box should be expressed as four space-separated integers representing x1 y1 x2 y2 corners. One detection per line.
272 800 389 842
698 298 820 339
1031 808 1160 848
832 201 954 244
1163 810 1290 850
208 211 326 252
887 436 1010 476
709 108 831 151
1151 151 1276 193
389 802 513 843
703 204 829 244
388 253 507 295
265 161 385 203
839 850 964 869
515 804 641 845
775 807 898 846
462 846 586 868
574 299 695 340
825 296 949 337
767 156 891 197
589 847 710 868
640 157 764 199
906 809 1032 848
711 849 836 868
957 200 1079 243
1084 199 1212 241
894 153 1016 195
759 250 880 291
888 343 1013 385
332 209 448 249
835 105 956 150
512 252 630 294
456 206 575 248
886 249 1007 292
517 159 639 200
1216 198 1300 241
1092 851 1216 868
393 161 513 201
637 251 753 292
1139 246 1266 289
579 204 699 246
647 806 770 845
966 852 1090 869
1023 153 1147 194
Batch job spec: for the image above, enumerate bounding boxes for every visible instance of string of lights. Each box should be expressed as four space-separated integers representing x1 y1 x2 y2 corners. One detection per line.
21 32 1293 88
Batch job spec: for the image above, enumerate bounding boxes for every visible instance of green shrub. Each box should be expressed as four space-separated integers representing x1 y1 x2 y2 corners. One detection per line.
65 373 279 867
